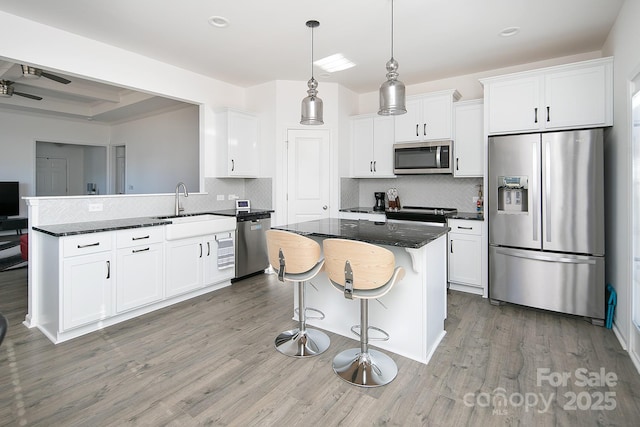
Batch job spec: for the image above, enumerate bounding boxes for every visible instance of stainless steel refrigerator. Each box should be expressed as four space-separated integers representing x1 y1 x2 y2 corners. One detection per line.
488 129 605 322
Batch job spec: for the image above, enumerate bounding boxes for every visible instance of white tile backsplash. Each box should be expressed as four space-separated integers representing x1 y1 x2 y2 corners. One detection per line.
344 175 482 212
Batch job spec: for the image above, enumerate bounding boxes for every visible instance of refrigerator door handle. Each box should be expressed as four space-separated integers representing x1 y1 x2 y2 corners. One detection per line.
495 248 597 265
544 141 551 243
532 142 539 242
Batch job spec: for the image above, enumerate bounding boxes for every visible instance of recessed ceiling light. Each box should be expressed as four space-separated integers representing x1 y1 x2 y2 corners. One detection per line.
499 26 520 37
208 16 229 28
314 54 355 73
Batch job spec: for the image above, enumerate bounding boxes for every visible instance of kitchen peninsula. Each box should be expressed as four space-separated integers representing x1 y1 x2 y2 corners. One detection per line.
272 218 449 365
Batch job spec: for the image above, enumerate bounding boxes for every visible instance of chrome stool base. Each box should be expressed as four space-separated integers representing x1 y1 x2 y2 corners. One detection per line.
275 327 330 357
332 348 398 387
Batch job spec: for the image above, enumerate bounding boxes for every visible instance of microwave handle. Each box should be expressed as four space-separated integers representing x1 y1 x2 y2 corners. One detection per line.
436 146 442 168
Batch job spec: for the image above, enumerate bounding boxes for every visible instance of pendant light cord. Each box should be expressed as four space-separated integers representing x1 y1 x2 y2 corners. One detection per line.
391 0 395 59
311 25 315 79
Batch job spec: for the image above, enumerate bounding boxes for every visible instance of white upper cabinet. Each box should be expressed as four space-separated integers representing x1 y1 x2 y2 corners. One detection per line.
394 90 461 142
351 114 396 178
453 100 484 177
481 57 613 135
214 109 259 177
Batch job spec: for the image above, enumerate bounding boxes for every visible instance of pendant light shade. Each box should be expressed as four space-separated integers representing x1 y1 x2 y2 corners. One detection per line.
301 20 324 125
379 0 406 116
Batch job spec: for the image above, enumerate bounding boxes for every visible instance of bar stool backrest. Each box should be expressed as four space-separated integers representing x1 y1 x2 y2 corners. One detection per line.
266 229 321 275
323 238 396 291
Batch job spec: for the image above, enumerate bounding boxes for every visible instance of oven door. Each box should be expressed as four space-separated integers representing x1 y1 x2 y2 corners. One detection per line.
394 141 452 174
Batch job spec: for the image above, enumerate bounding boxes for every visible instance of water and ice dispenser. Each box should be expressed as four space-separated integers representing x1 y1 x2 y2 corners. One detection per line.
497 176 528 212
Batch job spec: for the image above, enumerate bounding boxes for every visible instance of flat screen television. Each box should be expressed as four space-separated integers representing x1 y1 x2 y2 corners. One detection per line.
0 181 20 219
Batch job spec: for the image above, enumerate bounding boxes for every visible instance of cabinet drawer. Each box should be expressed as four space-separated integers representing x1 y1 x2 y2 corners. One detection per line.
116 226 164 248
63 233 112 257
448 219 481 235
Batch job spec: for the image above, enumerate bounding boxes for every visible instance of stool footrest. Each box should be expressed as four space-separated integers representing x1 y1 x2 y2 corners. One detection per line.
350 325 390 342
294 306 326 320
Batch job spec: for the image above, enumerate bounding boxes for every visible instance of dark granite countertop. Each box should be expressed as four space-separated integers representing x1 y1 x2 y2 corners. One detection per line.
447 211 484 221
341 207 484 222
33 217 170 237
210 208 274 217
339 207 385 214
272 218 448 249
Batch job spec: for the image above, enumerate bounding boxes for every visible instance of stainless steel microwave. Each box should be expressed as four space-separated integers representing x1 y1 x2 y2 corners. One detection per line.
393 140 453 174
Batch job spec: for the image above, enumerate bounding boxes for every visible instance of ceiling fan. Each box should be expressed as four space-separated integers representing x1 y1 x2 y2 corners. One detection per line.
21 65 71 84
0 80 43 100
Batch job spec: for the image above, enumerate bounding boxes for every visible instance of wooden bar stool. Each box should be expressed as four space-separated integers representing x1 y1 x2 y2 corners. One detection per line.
266 230 330 357
323 238 405 387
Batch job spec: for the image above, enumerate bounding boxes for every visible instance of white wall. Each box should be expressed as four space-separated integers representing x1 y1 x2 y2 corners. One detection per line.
601 0 640 362
110 105 199 194
0 110 110 216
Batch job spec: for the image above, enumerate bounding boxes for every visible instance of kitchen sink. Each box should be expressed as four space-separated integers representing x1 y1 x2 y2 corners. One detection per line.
159 214 236 240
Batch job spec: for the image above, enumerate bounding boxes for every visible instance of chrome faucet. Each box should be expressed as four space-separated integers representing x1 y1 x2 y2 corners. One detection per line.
175 182 188 216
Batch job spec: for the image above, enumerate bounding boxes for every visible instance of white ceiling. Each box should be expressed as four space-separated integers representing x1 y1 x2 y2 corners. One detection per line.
0 0 626 122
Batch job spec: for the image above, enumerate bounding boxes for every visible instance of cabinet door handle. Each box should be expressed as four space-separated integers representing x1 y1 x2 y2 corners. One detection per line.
450 240 454 253
546 106 550 122
370 161 373 172
456 158 459 171
132 247 150 253
199 243 203 258
416 124 419 137
457 226 473 230
231 159 235 171
132 235 150 241
423 123 427 136
373 160 377 172
207 242 211 257
77 242 100 249
534 107 538 123
106 260 111 279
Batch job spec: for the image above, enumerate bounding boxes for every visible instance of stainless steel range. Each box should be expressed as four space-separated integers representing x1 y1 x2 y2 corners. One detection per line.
385 206 457 225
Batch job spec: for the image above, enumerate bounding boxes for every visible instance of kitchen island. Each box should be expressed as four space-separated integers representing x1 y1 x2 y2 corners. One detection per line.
272 218 448 365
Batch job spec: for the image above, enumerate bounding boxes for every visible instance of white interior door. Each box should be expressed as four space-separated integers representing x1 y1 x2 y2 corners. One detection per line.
36 157 68 196
286 129 330 224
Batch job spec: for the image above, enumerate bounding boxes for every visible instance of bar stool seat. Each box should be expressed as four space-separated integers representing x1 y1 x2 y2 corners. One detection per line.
323 238 405 387
266 229 330 357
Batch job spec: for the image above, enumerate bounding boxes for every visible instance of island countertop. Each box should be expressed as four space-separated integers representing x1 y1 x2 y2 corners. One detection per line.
272 218 448 249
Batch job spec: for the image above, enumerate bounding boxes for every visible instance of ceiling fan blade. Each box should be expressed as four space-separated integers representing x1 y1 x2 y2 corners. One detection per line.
13 91 43 101
41 71 71 85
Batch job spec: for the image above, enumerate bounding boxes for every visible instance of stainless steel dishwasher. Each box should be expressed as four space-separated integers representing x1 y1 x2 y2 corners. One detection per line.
234 212 271 280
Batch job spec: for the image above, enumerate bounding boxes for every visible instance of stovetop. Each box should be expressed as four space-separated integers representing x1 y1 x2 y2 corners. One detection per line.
385 206 457 223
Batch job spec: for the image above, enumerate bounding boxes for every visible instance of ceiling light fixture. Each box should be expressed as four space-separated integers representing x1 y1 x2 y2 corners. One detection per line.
315 53 355 73
379 0 406 116
208 16 229 28
301 20 323 125
499 26 520 37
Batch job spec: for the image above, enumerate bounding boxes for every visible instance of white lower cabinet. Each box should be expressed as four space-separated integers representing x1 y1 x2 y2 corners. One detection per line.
63 250 113 330
447 219 482 294
37 223 236 344
115 227 165 313
165 232 235 297
166 236 205 297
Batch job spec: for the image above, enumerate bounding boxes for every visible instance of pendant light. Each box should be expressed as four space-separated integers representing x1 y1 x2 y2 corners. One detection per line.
301 20 324 125
378 0 406 115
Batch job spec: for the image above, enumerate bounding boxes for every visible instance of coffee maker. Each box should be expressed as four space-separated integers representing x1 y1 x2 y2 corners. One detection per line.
374 192 386 211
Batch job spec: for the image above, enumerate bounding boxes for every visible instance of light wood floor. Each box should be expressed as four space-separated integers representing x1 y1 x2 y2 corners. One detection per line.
1 267 639 426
